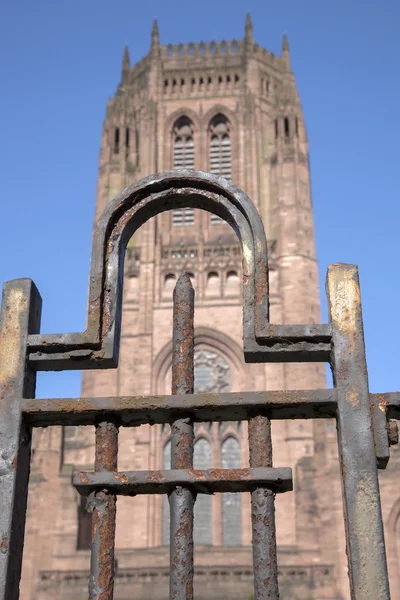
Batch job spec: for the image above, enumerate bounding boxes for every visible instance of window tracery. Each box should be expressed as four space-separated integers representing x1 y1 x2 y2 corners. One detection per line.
194 349 230 393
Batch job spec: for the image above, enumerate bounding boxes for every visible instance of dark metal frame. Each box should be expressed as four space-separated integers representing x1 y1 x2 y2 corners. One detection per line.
0 170 397 600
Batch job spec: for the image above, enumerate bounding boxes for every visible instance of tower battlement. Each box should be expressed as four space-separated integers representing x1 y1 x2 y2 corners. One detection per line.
160 40 284 70
119 15 289 96
162 39 243 58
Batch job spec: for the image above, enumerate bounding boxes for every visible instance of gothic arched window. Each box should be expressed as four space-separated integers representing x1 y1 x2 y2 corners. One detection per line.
172 116 195 226
205 271 220 297
162 273 176 300
209 114 231 179
162 440 171 545
193 438 212 544
162 348 232 546
209 114 231 223
221 437 242 545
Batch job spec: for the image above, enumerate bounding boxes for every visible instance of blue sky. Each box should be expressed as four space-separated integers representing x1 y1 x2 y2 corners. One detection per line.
0 0 399 397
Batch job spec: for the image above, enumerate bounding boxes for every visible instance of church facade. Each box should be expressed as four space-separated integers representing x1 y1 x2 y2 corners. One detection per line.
20 16 400 600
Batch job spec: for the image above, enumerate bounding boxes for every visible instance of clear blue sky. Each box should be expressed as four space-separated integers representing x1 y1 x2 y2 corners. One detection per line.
0 0 399 397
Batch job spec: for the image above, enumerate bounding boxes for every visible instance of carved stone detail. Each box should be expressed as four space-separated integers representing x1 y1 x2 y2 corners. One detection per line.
194 349 230 394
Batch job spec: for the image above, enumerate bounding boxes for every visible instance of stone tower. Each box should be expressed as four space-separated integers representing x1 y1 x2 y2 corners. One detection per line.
21 15 400 600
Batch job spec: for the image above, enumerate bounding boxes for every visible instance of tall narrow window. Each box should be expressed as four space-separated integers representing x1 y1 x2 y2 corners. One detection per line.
209 114 231 223
172 116 195 226
163 437 213 545
193 350 230 544
193 438 212 544
114 127 120 154
284 116 290 140
221 437 242 545
225 270 239 296
135 128 140 166
77 496 92 550
162 440 171 545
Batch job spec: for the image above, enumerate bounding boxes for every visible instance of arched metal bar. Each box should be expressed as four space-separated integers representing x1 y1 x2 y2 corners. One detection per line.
27 170 270 370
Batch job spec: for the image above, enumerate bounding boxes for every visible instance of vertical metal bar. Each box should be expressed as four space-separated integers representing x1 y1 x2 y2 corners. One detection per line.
89 421 119 600
249 414 279 599
327 264 390 599
169 272 195 600
0 279 41 600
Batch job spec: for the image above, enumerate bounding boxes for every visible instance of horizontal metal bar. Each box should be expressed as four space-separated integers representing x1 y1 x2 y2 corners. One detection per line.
28 347 116 371
22 389 337 427
30 344 331 368
27 332 107 372
28 332 94 351
370 394 400 469
245 324 332 363
73 467 293 496
27 324 333 370
37 563 337 587
373 392 400 420
255 323 332 342
371 394 390 469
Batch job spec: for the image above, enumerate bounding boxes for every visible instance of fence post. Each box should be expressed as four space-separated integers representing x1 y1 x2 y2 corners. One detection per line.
0 279 41 600
327 264 390 599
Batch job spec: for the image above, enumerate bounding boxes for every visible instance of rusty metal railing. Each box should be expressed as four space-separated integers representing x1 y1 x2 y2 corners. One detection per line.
0 170 399 600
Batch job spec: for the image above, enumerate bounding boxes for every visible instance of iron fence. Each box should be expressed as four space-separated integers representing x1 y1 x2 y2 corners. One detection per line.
0 171 398 599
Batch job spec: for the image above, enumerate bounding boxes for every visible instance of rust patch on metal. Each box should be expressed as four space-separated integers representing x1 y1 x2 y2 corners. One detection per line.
146 471 166 483
95 421 119 472
79 472 89 484
187 468 206 481
248 414 279 598
209 468 252 481
89 420 119 600
0 537 8 554
90 491 117 600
